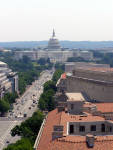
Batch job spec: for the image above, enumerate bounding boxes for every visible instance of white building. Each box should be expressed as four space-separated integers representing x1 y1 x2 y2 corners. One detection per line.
0 61 18 98
14 30 93 62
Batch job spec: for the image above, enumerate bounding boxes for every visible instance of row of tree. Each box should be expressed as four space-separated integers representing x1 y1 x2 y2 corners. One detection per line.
96 53 113 67
0 92 18 116
38 69 64 111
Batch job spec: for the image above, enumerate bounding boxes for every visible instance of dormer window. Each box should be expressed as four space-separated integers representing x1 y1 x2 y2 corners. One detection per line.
71 104 74 110
79 126 85 132
101 124 105 132
69 125 74 134
90 125 96 131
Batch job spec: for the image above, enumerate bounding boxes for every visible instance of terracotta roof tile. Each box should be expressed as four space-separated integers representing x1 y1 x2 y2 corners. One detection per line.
37 108 113 150
61 73 66 79
95 103 113 113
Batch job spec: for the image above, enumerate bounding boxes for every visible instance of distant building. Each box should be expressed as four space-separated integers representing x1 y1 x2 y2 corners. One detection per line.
14 51 38 61
0 61 18 98
48 29 61 50
14 30 93 62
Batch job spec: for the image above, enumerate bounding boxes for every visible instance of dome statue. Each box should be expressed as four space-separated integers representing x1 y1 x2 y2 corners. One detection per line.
48 29 61 50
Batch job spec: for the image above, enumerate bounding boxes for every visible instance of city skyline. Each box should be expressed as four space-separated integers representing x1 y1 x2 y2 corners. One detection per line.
0 0 112 42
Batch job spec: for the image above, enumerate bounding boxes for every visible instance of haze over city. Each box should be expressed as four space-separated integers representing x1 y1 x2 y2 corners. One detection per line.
0 0 113 42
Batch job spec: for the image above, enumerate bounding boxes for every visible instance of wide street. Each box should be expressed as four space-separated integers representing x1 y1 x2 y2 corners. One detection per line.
0 69 53 150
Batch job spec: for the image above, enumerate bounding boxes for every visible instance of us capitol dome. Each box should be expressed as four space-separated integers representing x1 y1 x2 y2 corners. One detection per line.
48 29 61 50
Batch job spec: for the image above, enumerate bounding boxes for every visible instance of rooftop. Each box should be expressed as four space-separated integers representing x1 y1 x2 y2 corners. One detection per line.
66 93 85 102
78 67 113 73
95 103 113 113
61 73 66 79
37 109 113 150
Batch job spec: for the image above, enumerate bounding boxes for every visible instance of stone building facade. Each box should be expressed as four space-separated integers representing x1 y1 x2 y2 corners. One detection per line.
57 67 113 102
0 61 18 98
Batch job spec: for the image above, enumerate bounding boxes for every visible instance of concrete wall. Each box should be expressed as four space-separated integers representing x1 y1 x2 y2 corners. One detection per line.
65 76 113 102
67 101 84 114
73 69 113 82
65 62 110 73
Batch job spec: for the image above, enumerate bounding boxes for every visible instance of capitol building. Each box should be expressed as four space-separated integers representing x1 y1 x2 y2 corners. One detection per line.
14 30 93 63
48 29 61 50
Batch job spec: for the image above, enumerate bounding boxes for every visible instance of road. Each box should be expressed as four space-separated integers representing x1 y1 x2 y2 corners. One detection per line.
0 69 53 150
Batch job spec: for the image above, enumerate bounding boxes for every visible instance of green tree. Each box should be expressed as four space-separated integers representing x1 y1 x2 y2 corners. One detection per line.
11 110 44 142
3 138 33 150
0 100 10 115
52 69 64 83
43 80 56 92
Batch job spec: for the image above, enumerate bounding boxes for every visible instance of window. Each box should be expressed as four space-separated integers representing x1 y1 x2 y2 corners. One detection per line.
101 124 105 132
110 126 112 132
90 125 96 131
71 104 74 110
79 126 85 132
70 125 74 134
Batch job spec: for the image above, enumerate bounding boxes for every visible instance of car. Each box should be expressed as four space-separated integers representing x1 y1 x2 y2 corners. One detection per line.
31 104 35 107
6 141 10 144
33 100 36 103
24 113 27 117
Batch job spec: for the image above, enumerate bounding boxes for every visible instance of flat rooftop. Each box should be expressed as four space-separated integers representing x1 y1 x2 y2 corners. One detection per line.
66 93 85 102
77 67 113 73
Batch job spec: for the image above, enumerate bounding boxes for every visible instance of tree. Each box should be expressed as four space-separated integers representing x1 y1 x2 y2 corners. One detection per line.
3 138 33 150
52 69 64 84
0 100 10 115
11 110 44 142
37 58 47 65
22 56 31 64
43 80 56 92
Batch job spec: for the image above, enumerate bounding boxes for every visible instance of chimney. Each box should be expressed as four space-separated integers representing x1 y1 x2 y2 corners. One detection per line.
86 134 95 148
52 125 63 140
57 106 65 112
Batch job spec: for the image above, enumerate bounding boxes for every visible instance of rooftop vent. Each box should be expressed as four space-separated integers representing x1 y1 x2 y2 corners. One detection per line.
86 134 95 148
52 125 64 140
57 106 65 112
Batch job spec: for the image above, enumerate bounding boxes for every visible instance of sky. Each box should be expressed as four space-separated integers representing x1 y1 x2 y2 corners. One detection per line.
0 0 113 41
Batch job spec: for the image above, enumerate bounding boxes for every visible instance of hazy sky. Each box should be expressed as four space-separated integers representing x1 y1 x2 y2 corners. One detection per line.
0 0 113 41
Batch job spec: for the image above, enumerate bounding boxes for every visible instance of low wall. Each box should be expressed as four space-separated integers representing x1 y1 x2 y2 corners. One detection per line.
66 76 113 102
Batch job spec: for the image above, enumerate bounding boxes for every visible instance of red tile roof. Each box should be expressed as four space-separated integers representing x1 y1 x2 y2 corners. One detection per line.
95 103 113 113
37 109 113 150
61 73 66 79
37 109 61 150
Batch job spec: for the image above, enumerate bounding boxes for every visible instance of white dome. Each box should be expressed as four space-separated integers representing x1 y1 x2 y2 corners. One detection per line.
48 30 61 50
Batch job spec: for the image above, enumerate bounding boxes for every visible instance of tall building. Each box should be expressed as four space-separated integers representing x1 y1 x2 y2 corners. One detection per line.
0 61 18 98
